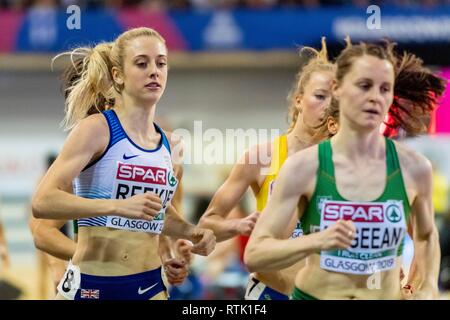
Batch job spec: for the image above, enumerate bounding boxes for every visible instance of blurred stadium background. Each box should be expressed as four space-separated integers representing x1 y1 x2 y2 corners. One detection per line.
0 0 450 299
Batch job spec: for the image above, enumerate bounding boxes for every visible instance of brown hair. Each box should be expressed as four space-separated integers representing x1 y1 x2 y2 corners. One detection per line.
287 37 335 133
53 27 166 130
314 96 340 138
335 37 397 86
335 38 447 136
324 98 340 123
387 51 447 136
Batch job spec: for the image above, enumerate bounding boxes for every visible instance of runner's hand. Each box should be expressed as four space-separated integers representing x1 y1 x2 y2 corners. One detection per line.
174 239 194 265
236 211 259 236
163 258 189 286
190 228 216 256
115 192 162 220
317 220 356 251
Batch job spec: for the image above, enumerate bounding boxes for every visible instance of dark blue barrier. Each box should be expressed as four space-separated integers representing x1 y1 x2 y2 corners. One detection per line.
170 6 450 51
15 9 122 52
2 5 449 53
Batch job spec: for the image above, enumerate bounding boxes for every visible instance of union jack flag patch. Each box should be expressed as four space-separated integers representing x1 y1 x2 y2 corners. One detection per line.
80 289 100 299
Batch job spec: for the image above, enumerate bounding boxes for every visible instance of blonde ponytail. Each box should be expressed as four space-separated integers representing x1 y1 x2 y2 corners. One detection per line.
53 42 115 131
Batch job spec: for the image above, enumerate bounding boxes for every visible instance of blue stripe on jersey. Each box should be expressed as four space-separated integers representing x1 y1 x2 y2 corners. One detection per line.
75 185 111 193
80 216 107 224
75 188 111 196
77 192 111 199
109 109 169 154
77 221 105 227
78 216 108 227
154 123 171 154
75 186 111 197
104 110 127 148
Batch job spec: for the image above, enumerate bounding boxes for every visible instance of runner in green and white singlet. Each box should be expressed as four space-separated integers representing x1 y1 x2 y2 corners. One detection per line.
245 40 446 300
302 137 409 276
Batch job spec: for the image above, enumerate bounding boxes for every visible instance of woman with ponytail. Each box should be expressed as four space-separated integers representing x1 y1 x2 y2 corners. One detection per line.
198 38 338 300
31 27 215 300
245 39 446 299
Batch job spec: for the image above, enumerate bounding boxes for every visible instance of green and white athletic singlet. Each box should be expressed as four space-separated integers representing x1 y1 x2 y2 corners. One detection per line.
301 137 411 275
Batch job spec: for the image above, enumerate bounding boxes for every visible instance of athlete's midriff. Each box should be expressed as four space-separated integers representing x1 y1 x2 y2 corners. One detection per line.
253 260 306 295
72 226 161 276
296 254 403 299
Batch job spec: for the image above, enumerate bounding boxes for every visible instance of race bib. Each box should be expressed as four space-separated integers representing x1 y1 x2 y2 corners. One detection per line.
113 163 177 207
319 200 406 275
245 277 266 300
57 261 81 300
107 162 178 234
290 221 303 239
106 216 164 234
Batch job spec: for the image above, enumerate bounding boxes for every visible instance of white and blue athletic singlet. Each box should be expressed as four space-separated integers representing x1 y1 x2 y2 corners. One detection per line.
74 110 178 234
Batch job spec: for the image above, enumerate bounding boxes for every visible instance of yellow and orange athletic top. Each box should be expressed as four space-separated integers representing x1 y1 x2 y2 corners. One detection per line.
254 135 303 238
255 135 288 211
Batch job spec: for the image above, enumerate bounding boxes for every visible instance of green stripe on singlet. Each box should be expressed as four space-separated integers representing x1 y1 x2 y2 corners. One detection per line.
73 219 78 234
291 287 319 300
326 248 397 260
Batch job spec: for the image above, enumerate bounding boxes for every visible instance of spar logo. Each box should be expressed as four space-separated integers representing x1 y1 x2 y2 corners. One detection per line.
322 201 384 222
116 163 167 185
385 203 402 223
317 196 332 212
168 171 177 187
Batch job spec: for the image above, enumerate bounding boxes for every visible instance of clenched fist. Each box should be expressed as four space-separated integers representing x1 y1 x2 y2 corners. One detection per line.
114 192 162 220
190 228 216 256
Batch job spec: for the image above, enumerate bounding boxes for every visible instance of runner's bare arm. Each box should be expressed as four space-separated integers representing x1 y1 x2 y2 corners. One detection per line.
244 153 321 271
245 149 356 272
198 148 261 242
32 115 162 221
32 115 112 220
162 204 215 256
158 145 191 281
29 218 76 260
409 155 440 299
158 134 183 261
402 213 420 293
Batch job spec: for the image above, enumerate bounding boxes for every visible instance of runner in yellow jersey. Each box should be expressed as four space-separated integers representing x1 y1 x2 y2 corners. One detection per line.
199 38 338 300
